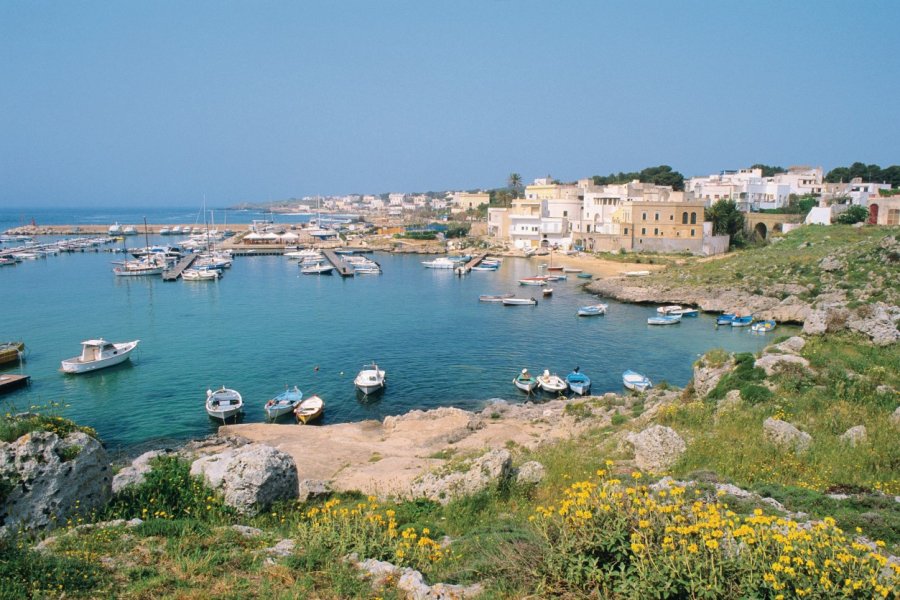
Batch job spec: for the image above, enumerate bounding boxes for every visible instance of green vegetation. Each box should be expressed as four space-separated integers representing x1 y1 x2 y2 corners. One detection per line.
705 199 746 246
750 163 786 177
0 409 97 443
835 204 870 224
760 193 818 216
825 161 900 187
592 164 685 191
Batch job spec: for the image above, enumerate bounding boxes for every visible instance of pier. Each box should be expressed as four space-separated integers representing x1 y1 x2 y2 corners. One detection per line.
0 374 30 395
162 254 198 281
321 249 355 277
456 253 488 275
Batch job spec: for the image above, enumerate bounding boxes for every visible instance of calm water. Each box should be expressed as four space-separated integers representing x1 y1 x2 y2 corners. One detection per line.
0 228 789 452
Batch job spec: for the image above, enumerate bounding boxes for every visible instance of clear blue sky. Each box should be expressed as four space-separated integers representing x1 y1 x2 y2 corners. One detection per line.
2 1 898 207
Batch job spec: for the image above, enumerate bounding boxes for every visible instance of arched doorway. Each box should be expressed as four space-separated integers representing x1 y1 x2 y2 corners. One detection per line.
754 222 768 240
869 204 879 225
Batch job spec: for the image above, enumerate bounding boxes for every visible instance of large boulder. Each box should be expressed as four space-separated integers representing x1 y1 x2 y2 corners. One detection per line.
190 443 298 515
112 450 169 493
754 353 811 377
803 307 849 336
0 431 111 533
893 407 900 428
839 426 867 447
410 449 512 505
693 354 734 398
769 336 806 355
763 418 812 453
847 303 900 347
624 425 686 473
514 461 546 486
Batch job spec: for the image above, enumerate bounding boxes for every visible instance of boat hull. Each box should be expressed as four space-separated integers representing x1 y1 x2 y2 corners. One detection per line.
295 396 324 424
623 370 652 392
513 378 538 393
61 341 138 374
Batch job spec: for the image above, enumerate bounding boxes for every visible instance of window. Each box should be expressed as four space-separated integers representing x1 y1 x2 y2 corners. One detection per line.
653 228 658 235
642 212 647 221
669 214 674 220
654 213 659 221
587 225 591 232
563 210 568 217
624 228 629 235
888 209 900 225
641 228 646 235
682 212 688 224
690 229 695 237
690 212 697 225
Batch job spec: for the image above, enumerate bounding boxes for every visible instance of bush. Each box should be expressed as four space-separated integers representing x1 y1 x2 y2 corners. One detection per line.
708 353 766 400
0 539 106 598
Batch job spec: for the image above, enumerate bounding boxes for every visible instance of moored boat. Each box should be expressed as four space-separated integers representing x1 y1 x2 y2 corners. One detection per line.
562 267 582 273
354 362 386 395
670 308 699 317
647 314 682 325
182 268 220 281
657 305 682 315
479 293 514 302
537 370 567 394
265 386 303 419
0 341 25 365
542 288 553 296
565 367 591 395
576 273 593 279
731 315 754 327
206 386 243 421
300 263 335 275
295 395 324 424
518 277 547 286
623 370 652 392
422 257 459 269
513 369 538 393
750 319 776 333
577 304 608 317
61 339 139 373
502 297 538 306
716 313 736 326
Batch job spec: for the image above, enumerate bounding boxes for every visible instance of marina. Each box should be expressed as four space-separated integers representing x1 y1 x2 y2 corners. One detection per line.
0 223 791 450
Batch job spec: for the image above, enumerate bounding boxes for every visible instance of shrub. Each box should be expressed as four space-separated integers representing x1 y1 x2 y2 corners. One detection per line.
611 413 628 426
0 411 97 444
0 539 106 598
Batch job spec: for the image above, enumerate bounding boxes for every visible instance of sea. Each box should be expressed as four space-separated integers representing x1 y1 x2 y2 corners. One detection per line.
0 206 791 453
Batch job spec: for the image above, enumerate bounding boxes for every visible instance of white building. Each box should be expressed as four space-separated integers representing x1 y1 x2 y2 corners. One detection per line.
388 193 406 206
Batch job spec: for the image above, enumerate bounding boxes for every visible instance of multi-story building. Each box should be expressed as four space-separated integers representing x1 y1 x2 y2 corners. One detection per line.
451 192 490 213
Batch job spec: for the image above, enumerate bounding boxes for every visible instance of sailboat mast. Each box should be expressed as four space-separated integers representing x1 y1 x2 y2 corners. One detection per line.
143 216 150 249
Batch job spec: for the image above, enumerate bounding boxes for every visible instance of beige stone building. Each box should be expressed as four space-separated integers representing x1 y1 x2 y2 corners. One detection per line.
451 192 490 213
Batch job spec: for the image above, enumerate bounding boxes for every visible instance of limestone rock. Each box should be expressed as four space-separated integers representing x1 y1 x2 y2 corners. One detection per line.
891 406 900 428
298 479 332 503
112 450 170 493
624 425 686 473
693 354 734 398
771 336 806 355
190 443 298 515
0 431 111 534
716 390 742 414
763 418 812 453
754 353 811 377
839 426 867 447
847 303 900 347
514 461 546 486
803 308 849 336
819 256 845 272
348 554 483 599
230 524 263 537
265 538 296 557
410 449 512 505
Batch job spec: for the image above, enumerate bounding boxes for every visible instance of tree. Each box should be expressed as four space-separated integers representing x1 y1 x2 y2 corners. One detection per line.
750 164 786 177
507 173 522 198
591 165 685 191
705 199 745 248
489 189 513 208
835 205 869 225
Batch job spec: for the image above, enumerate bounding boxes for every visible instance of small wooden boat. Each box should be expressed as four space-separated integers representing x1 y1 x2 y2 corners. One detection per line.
657 305 682 315
513 369 538 393
546 266 564 272
479 293 514 302
354 362 386 395
545 274 567 281
648 314 682 325
295 395 324 424
61 339 139 373
623 270 650 277
471 265 498 272
206 386 244 421
731 315 754 327
518 277 547 286
502 297 538 306
537 370 567 394
623 370 652 392
716 313 736 326
565 368 591 395
670 308 699 317
542 288 553 296
562 267 582 273
577 304 607 317
576 273 593 279
750 320 776 333
264 385 303 420
0 341 24 366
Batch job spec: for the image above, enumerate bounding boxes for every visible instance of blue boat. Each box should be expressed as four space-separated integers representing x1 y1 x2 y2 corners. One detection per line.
731 315 754 327
623 370 652 392
716 313 735 326
647 314 682 325
577 304 608 317
264 385 303 420
670 308 699 317
565 368 591 395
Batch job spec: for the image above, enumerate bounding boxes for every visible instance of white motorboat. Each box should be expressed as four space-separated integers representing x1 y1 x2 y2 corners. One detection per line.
61 339 139 373
295 395 324 424
300 262 334 275
657 305 682 315
182 268 220 281
206 386 244 421
512 369 538 393
122 226 138 236
422 257 459 269
108 223 123 235
479 293 514 302
354 362 386 395
537 370 567 394
264 386 303 420
647 314 682 325
623 370 652 392
502 297 538 306
518 277 547 286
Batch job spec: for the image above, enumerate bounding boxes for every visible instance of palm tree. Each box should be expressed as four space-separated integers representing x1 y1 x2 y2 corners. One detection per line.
508 173 522 198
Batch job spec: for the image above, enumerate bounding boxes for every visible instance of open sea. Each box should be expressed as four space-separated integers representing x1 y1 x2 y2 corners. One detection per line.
1 207 792 453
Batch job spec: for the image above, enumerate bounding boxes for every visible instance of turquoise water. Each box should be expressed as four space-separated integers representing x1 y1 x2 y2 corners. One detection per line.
0 236 790 451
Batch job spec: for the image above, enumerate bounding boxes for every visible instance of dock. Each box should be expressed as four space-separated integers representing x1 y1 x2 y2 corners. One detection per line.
162 254 198 281
456 253 489 275
0 374 30 395
321 249 355 277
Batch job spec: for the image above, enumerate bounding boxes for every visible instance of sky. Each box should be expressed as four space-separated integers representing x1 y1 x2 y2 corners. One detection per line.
1 1 899 208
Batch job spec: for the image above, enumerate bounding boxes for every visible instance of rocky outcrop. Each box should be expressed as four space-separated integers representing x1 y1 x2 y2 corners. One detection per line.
769 336 806 355
839 426 867 447
0 431 111 533
624 425 686 473
112 450 170 493
893 407 900 428
754 353 811 377
763 418 812 453
693 354 734 398
410 449 512 505
846 303 900 346
298 479 331 503
514 461 546 486
189 444 298 515
347 553 482 599
716 390 742 415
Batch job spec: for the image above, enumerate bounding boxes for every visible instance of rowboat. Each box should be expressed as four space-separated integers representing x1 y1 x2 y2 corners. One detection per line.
670 308 699 317
513 369 538 393
518 277 547 286
565 368 591 395
502 297 538 306
542 288 553 296
750 320 776 333
479 293 514 302
206 386 244 421
647 314 682 325
577 304 607 317
716 313 736 326
0 341 24 366
295 395 324 424
537 370 567 394
731 315 754 327
623 370 652 392
61 339 140 373
576 273 593 279
264 385 303 420
562 267 582 273
657 305 682 315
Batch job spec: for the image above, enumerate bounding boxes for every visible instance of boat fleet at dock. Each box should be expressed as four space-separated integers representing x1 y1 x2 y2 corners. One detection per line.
511 366 654 397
